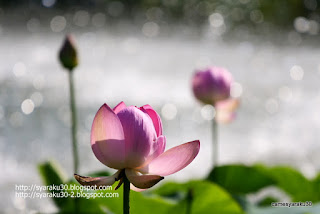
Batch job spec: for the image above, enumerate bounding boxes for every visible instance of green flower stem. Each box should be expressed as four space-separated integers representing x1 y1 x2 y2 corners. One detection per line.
74 198 79 214
212 116 218 168
68 70 79 174
186 188 193 214
123 174 130 214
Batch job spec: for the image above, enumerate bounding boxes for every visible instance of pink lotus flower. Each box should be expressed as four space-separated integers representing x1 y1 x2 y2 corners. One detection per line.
192 66 233 105
75 102 200 191
192 66 239 123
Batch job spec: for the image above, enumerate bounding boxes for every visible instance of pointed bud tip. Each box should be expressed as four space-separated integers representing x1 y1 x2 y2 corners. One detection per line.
59 35 78 71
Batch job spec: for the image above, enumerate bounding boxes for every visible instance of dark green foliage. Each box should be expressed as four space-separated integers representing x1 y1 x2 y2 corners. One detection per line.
208 164 320 204
153 180 245 214
258 165 319 202
207 164 275 194
38 160 72 209
257 197 279 207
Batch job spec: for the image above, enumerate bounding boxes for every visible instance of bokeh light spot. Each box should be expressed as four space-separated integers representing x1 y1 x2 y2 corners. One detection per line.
92 13 106 27
50 16 66 32
26 18 41 32
107 1 124 17
201 105 216 120
290 65 304 80
265 98 279 114
142 22 159 37
209 13 224 28
161 103 177 120
13 62 26 77
42 0 56 8
294 17 309 33
74 10 90 27
30 92 44 107
250 10 264 24
304 0 317 11
21 99 35 115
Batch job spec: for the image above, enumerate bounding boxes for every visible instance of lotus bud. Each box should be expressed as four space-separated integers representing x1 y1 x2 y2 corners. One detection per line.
192 66 233 105
59 35 78 71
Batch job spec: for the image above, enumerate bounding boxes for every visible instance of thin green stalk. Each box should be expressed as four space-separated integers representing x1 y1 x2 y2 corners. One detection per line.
123 175 130 214
68 71 79 174
74 197 79 214
212 116 218 168
186 188 193 214
68 71 79 213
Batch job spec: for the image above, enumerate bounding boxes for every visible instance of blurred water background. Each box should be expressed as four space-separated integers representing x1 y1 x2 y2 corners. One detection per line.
1 0 320 213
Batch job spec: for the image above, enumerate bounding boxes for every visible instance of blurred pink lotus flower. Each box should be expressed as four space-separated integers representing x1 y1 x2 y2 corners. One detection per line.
215 99 240 123
192 66 232 105
192 66 239 123
75 102 200 191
